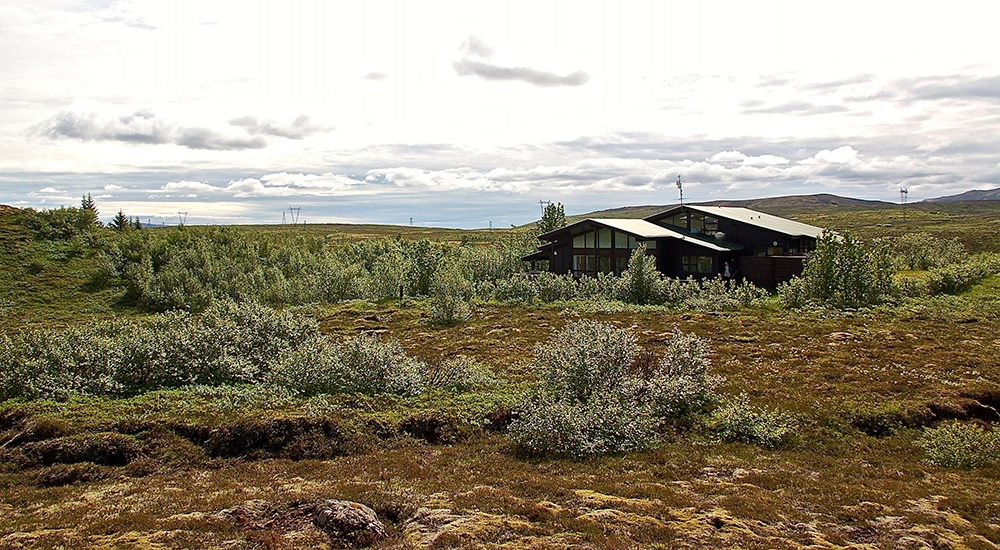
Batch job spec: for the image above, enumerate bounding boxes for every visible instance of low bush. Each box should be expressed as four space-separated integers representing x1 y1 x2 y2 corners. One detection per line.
780 231 895 309
429 263 472 325
267 334 425 397
647 331 720 419
915 421 1000 468
0 301 317 400
707 394 796 449
510 321 718 458
510 391 657 458
424 356 496 393
872 232 968 271
925 253 1000 295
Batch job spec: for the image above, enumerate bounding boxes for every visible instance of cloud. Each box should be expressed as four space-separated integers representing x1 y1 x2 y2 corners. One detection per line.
807 146 859 164
33 110 268 150
742 100 847 115
228 115 324 139
707 151 789 167
174 127 266 151
453 36 590 87
362 72 388 81
902 75 1000 101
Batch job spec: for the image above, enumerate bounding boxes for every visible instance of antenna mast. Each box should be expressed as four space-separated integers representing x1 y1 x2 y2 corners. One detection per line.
177 211 188 226
899 188 908 222
676 175 683 206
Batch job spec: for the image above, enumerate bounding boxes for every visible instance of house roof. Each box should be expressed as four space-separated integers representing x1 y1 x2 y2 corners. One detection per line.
645 205 825 238
538 218 739 252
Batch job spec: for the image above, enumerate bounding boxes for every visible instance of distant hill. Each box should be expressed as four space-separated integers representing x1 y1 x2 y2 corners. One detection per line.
924 188 1000 203
564 193 895 223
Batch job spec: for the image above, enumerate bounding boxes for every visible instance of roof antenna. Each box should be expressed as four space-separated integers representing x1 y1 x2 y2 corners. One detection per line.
676 175 683 206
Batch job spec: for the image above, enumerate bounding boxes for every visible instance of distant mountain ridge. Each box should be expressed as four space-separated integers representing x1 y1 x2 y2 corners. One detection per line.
569 193 896 222
924 188 1000 203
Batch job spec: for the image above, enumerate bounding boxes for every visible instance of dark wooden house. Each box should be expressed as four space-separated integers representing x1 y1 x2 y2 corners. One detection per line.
522 205 825 286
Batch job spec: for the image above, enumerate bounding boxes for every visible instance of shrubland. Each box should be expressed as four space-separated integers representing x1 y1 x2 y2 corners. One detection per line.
2 202 1000 548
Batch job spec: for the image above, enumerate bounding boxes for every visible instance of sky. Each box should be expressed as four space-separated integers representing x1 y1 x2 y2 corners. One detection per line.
2 1 999 228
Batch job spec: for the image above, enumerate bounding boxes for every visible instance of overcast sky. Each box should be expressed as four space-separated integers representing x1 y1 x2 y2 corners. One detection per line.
2 1 999 227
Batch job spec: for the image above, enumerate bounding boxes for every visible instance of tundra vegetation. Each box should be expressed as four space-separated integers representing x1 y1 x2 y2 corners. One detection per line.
0 199 999 548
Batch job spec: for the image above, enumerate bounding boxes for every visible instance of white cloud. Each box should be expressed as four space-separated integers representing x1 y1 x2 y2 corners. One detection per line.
805 146 860 165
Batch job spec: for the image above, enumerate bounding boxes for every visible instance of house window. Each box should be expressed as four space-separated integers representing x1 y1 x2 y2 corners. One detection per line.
703 216 719 235
598 256 612 273
616 256 630 273
615 231 628 249
572 231 594 248
682 255 714 274
665 213 688 230
597 228 612 249
573 255 595 274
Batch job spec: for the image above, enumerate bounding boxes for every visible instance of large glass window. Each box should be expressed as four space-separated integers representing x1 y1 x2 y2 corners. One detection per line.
573 255 594 273
597 228 612 248
682 255 714 274
615 231 628 249
598 256 611 273
572 230 594 248
666 213 688 229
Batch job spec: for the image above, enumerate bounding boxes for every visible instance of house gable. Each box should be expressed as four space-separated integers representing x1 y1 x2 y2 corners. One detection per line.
524 204 825 285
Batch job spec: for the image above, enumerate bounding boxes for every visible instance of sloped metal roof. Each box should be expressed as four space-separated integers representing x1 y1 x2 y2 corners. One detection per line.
539 218 737 252
645 205 825 238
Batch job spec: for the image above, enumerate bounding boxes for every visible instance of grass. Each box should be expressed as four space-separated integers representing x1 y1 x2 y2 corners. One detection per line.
2 202 1000 548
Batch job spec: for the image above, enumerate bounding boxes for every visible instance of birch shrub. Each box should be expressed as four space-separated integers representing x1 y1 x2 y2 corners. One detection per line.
267 333 425 397
916 421 1000 468
510 320 718 458
779 231 895 309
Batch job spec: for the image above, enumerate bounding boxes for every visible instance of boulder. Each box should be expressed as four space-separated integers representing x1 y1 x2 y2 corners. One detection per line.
311 499 387 547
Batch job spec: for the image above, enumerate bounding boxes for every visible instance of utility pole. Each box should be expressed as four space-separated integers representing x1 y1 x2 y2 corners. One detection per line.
676 175 683 206
899 188 908 222
177 212 188 226
288 207 301 224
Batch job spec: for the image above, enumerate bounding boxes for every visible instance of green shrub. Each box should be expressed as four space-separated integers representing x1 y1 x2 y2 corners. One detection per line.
425 356 496 392
707 394 795 449
0 301 318 400
268 334 425 397
533 272 578 302
429 263 472 325
872 233 968 271
647 331 719 419
925 253 1000 295
620 246 660 305
511 321 719 458
533 320 639 404
779 231 895 309
510 391 656 458
916 421 1000 468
